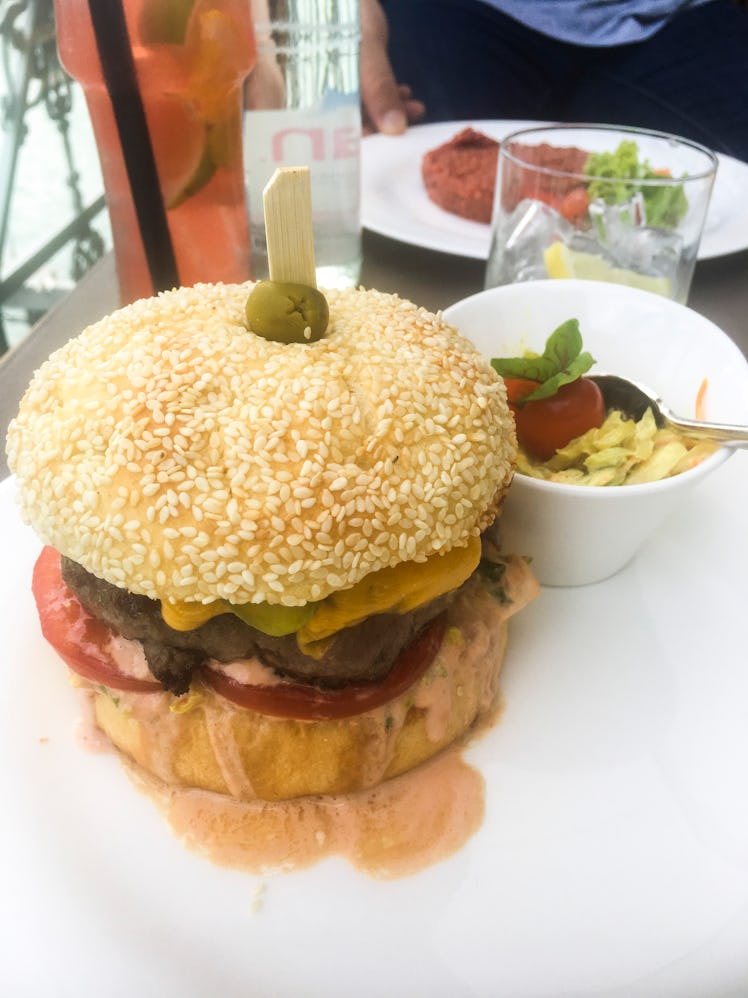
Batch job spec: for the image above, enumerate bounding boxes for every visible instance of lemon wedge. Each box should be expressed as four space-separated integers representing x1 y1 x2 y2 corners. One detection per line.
141 4 250 209
146 93 216 209
543 240 672 297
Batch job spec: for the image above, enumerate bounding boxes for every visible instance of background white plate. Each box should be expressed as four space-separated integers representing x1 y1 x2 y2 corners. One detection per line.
362 120 748 261
2 447 748 995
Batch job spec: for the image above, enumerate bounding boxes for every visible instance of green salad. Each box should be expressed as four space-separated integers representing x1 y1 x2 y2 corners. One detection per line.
584 140 688 228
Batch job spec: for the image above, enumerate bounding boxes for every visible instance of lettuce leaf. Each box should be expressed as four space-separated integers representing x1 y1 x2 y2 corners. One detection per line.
585 140 688 228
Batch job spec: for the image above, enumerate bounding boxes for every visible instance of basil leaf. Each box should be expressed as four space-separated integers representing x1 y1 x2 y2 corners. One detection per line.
491 317 582 381
491 319 595 405
491 317 596 403
522 351 596 400
543 318 582 370
491 354 555 381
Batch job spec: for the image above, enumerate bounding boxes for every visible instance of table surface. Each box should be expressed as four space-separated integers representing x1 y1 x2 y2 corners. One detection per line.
1 230 746 479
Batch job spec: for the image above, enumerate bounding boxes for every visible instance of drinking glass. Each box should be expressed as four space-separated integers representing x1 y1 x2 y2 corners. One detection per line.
485 124 718 304
54 0 256 304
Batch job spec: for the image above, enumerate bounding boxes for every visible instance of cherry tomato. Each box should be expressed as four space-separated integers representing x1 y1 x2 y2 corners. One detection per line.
502 376 541 416
32 546 161 693
515 377 605 461
559 186 590 224
203 613 447 721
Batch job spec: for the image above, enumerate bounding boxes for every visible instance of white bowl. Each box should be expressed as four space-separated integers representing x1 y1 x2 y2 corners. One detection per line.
444 280 748 586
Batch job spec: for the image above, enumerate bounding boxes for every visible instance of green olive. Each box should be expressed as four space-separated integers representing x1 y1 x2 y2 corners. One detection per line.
245 280 329 343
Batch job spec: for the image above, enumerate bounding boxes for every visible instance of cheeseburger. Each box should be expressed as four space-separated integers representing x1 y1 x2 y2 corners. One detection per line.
6 281 537 805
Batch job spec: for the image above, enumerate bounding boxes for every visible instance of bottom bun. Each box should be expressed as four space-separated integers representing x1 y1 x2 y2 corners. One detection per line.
89 564 535 802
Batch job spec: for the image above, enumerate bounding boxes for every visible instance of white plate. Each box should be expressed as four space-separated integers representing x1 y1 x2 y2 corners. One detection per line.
362 119 748 261
2 453 748 995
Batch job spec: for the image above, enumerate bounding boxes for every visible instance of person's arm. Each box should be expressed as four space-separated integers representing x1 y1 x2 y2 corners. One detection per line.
360 0 425 133
245 0 286 109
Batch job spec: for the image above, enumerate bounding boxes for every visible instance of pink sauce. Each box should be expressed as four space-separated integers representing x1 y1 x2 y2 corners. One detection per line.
104 634 292 688
106 635 153 680
74 689 113 753
125 745 487 879
213 657 284 686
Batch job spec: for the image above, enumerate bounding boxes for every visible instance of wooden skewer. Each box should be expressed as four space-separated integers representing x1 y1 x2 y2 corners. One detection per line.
262 167 317 287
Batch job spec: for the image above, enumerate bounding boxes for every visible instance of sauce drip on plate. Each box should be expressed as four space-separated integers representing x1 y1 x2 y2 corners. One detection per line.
124 734 494 879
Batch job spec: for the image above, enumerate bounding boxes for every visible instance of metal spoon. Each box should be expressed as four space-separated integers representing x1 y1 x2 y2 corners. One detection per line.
589 374 748 449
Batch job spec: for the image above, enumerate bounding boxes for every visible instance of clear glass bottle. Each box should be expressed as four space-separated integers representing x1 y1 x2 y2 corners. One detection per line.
244 0 362 288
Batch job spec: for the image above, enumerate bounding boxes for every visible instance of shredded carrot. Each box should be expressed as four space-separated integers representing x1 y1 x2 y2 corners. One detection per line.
695 377 709 420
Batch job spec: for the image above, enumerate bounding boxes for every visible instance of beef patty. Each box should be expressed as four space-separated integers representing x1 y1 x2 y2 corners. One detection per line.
61 557 458 696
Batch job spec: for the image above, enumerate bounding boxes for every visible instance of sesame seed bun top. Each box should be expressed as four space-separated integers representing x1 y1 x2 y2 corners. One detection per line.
6 282 516 606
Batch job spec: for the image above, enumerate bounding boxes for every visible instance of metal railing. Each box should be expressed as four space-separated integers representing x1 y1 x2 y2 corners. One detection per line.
0 0 107 356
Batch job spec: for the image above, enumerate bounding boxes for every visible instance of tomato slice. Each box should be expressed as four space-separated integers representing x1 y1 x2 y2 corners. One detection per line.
32 546 162 693
203 613 448 721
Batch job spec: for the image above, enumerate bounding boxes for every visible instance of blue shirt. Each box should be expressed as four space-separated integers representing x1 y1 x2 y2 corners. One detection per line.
483 0 714 46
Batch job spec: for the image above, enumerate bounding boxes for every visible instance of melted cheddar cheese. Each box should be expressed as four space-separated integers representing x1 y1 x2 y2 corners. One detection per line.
160 536 482 647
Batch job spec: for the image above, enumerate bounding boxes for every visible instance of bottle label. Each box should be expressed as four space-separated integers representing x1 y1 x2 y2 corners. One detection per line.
244 94 361 235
